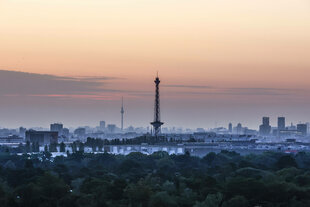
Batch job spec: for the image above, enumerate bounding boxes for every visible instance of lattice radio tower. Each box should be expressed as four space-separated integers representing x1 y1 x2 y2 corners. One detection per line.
151 73 164 136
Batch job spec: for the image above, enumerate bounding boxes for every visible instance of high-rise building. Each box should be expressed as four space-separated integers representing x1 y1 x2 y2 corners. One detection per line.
107 124 116 133
259 117 271 136
307 123 310 135
263 117 270 126
74 128 86 138
236 123 242 134
99 121 106 130
50 123 63 136
278 117 285 130
297 124 307 136
19 127 26 138
228 123 232 133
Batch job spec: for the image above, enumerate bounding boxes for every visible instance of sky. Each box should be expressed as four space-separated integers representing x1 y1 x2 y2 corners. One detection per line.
0 0 310 129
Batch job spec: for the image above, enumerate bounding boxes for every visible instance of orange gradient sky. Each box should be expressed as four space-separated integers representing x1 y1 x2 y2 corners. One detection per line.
0 0 310 129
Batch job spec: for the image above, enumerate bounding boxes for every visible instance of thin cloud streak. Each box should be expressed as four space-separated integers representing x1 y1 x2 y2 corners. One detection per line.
0 70 154 100
28 94 117 101
161 83 302 96
0 70 305 101
162 84 213 89
163 90 291 96
72 76 122 82
0 70 121 96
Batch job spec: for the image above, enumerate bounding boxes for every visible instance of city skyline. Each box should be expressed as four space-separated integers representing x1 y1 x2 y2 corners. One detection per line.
1 1 310 128
1 1 310 206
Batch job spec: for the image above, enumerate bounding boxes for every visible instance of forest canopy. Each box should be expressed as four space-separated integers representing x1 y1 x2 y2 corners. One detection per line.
0 150 310 207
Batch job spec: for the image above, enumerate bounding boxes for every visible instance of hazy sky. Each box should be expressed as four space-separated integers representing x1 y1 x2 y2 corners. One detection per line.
0 0 310 129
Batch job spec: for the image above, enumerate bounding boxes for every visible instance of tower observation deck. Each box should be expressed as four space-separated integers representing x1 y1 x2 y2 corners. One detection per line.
151 75 164 136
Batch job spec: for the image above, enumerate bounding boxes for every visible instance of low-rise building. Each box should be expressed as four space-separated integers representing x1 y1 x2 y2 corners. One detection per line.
0 135 24 143
25 130 58 145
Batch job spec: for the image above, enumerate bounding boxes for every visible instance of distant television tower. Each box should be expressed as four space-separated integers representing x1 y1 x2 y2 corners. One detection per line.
151 73 164 136
121 97 124 131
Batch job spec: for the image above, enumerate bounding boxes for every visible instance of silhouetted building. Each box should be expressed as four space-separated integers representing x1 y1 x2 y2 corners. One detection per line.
263 117 270 126
107 124 116 133
196 128 205 133
278 117 285 130
50 123 63 136
297 124 307 136
278 130 299 137
0 128 17 137
193 132 216 141
62 128 69 137
228 123 232 133
25 130 58 145
288 123 297 130
307 123 310 135
236 123 242 134
19 127 26 139
259 117 271 136
100 121 106 130
0 135 23 143
74 128 86 138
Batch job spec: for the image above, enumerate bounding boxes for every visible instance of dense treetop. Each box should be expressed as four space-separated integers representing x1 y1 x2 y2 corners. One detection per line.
0 150 310 207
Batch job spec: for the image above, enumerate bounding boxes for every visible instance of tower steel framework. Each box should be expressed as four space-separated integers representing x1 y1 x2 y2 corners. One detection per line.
151 75 164 136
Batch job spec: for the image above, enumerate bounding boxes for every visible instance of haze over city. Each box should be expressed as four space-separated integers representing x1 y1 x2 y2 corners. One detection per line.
1 0 310 129
2 1 310 207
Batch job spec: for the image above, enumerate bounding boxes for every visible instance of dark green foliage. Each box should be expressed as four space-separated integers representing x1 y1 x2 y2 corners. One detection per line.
202 152 216 165
149 191 178 207
276 155 298 169
30 142 39 153
79 142 85 153
44 145 48 153
0 151 309 206
49 143 58 152
31 142 36 152
71 142 77 153
25 141 31 153
60 142 66 152
222 195 249 207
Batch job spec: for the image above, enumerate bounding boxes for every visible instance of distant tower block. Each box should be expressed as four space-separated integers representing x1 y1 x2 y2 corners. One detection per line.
151 74 164 136
121 97 124 131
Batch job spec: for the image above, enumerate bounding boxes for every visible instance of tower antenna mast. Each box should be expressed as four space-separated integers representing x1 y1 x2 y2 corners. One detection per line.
151 73 164 137
121 97 124 131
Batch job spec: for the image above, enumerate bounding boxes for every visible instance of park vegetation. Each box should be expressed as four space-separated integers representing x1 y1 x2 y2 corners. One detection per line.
0 148 310 206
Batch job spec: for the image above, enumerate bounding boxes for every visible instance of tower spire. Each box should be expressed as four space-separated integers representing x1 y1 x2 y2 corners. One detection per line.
121 97 124 131
151 74 164 137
